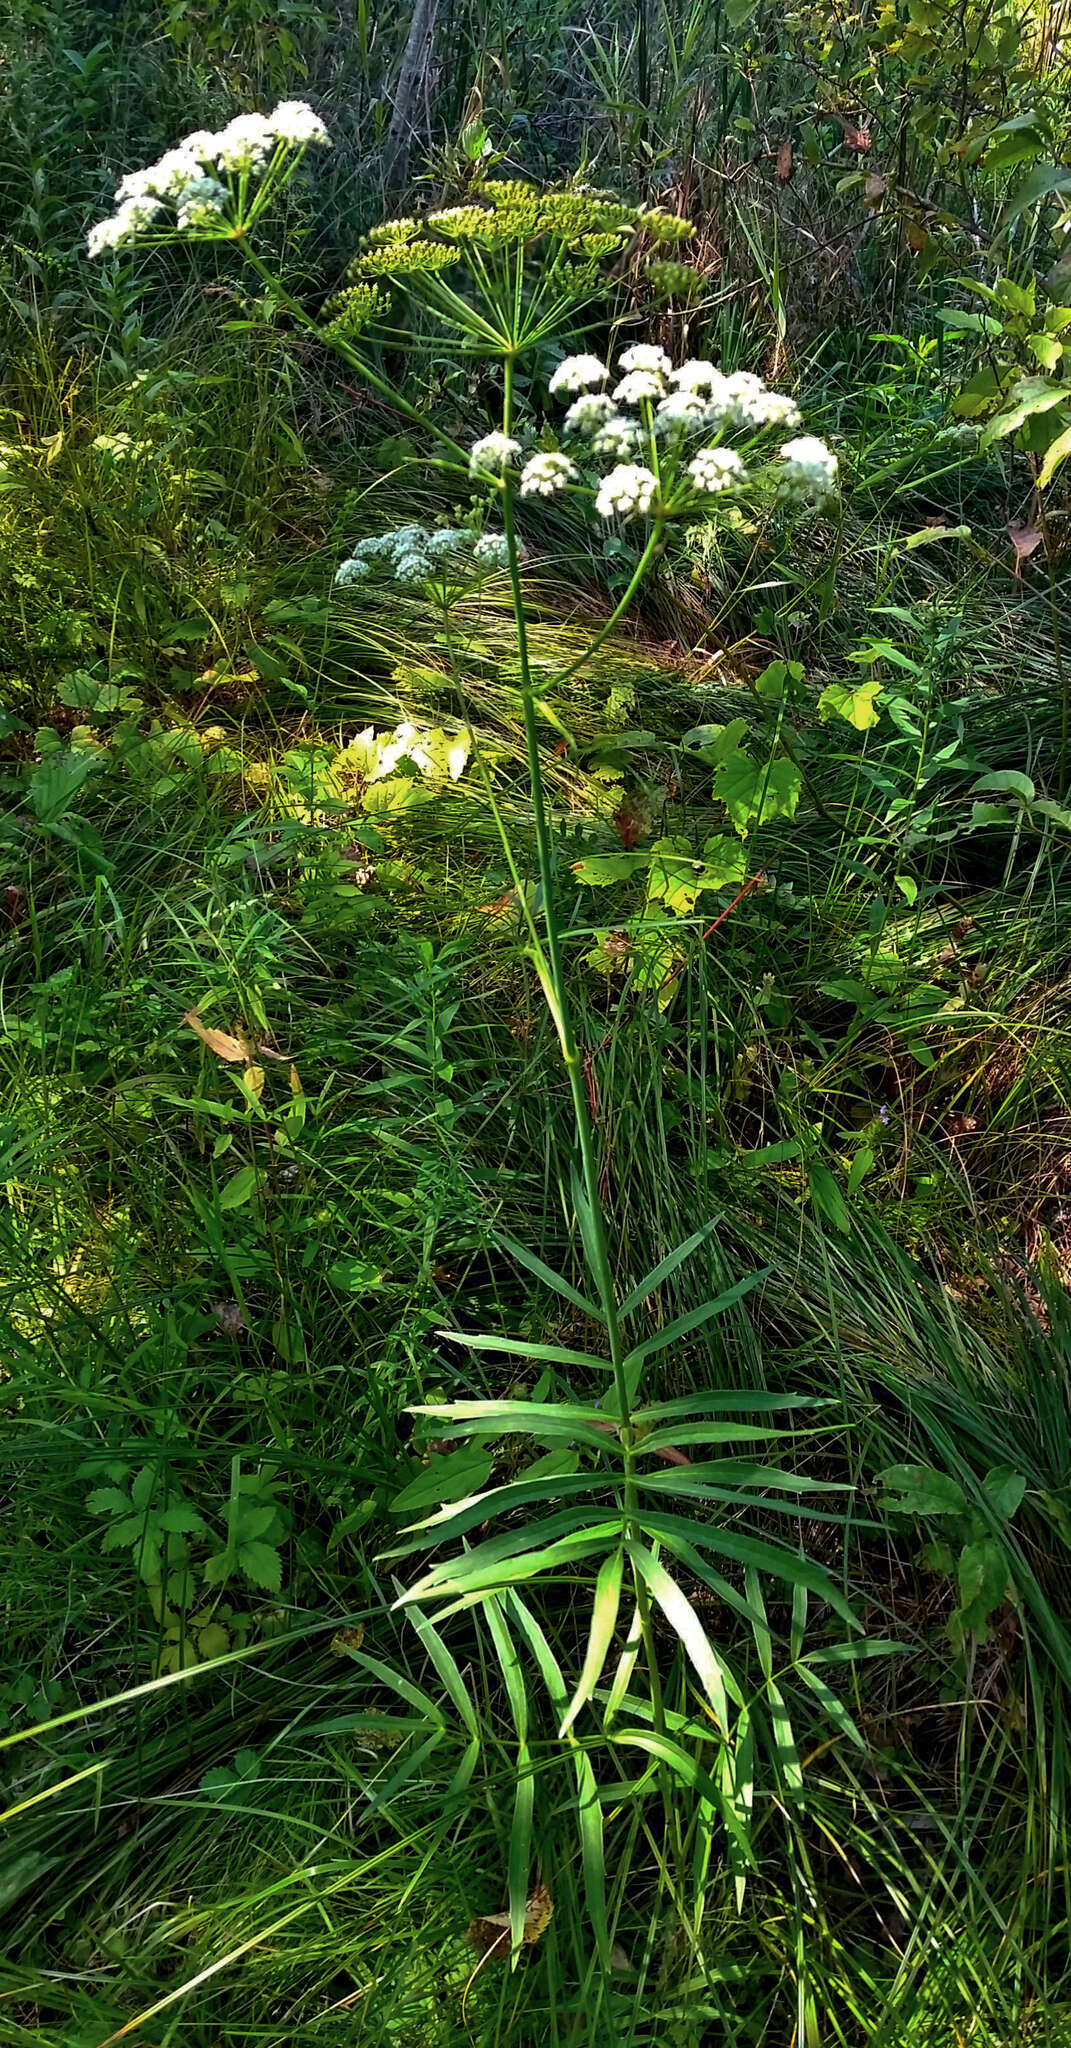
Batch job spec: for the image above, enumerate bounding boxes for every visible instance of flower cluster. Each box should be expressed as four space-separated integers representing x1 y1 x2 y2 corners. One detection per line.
334 522 521 590
540 343 835 515
88 101 329 256
319 281 391 342
519 452 577 499
777 435 839 505
470 432 522 478
595 464 658 520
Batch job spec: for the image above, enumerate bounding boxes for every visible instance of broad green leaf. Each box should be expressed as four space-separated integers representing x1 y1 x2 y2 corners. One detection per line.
234 1539 282 1591
954 1538 1011 1637
982 1466 1027 1522
571 850 649 886
809 1163 850 1234
218 1165 259 1211
817 679 883 731
715 751 802 837
1004 164 1071 222
980 376 1067 448
560 1548 624 1737
878 1464 966 1518
972 768 1036 803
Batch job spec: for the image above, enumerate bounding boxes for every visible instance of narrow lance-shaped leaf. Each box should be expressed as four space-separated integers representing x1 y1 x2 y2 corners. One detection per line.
559 1548 624 1737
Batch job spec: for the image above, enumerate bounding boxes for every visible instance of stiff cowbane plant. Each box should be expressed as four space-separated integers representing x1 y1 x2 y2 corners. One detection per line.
88 111 857 1962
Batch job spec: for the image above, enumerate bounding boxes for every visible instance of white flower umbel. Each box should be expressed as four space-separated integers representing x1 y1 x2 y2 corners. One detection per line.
89 101 329 256
470 432 521 478
655 389 711 434
212 113 278 173
176 177 228 229
394 547 434 586
742 390 801 429
592 415 640 459
778 435 838 504
334 556 372 585
424 526 470 560
270 100 329 146
618 343 672 377
518 452 577 498
669 359 724 394
595 463 659 521
688 447 747 493
549 353 609 397
473 531 527 569
563 392 617 438
613 368 667 406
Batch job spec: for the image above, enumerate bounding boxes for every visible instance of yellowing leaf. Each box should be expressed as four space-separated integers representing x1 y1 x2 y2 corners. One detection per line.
468 1883 554 1957
817 679 884 731
184 1008 256 1064
243 1064 265 1099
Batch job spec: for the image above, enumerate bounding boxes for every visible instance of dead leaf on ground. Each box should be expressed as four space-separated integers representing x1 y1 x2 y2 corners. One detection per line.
468 1883 554 1957
1009 524 1043 578
330 1625 366 1656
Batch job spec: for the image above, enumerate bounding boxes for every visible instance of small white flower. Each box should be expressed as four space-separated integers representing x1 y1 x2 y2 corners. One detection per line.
473 531 527 568
470 432 521 477
592 415 640 459
335 557 371 585
655 389 710 434
176 176 228 228
519 452 577 498
212 113 277 173
269 100 329 147
549 353 609 397
563 392 617 437
688 447 747 493
618 343 672 377
393 548 434 586
472 532 510 569
669 359 723 393
740 389 801 429
86 195 163 255
595 462 659 521
424 526 470 560
778 435 838 503
613 368 666 406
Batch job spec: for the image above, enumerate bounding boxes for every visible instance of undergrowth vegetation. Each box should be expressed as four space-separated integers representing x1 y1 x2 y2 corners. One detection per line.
4 2 1071 2043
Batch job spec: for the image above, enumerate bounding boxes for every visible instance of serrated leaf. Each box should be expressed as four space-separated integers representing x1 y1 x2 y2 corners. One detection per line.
714 753 802 837
234 1539 283 1591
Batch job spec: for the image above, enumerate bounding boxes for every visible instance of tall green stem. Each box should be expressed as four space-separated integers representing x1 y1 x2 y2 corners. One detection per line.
500 361 664 1728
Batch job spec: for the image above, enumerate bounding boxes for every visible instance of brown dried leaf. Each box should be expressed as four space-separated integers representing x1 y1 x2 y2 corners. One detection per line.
776 139 794 184
468 1883 554 1957
1009 524 1043 578
864 172 887 205
184 1009 255 1063
842 122 871 152
330 1625 366 1656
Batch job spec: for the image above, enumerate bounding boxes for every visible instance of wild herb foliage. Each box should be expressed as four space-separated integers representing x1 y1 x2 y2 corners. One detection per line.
3 4 1071 2045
